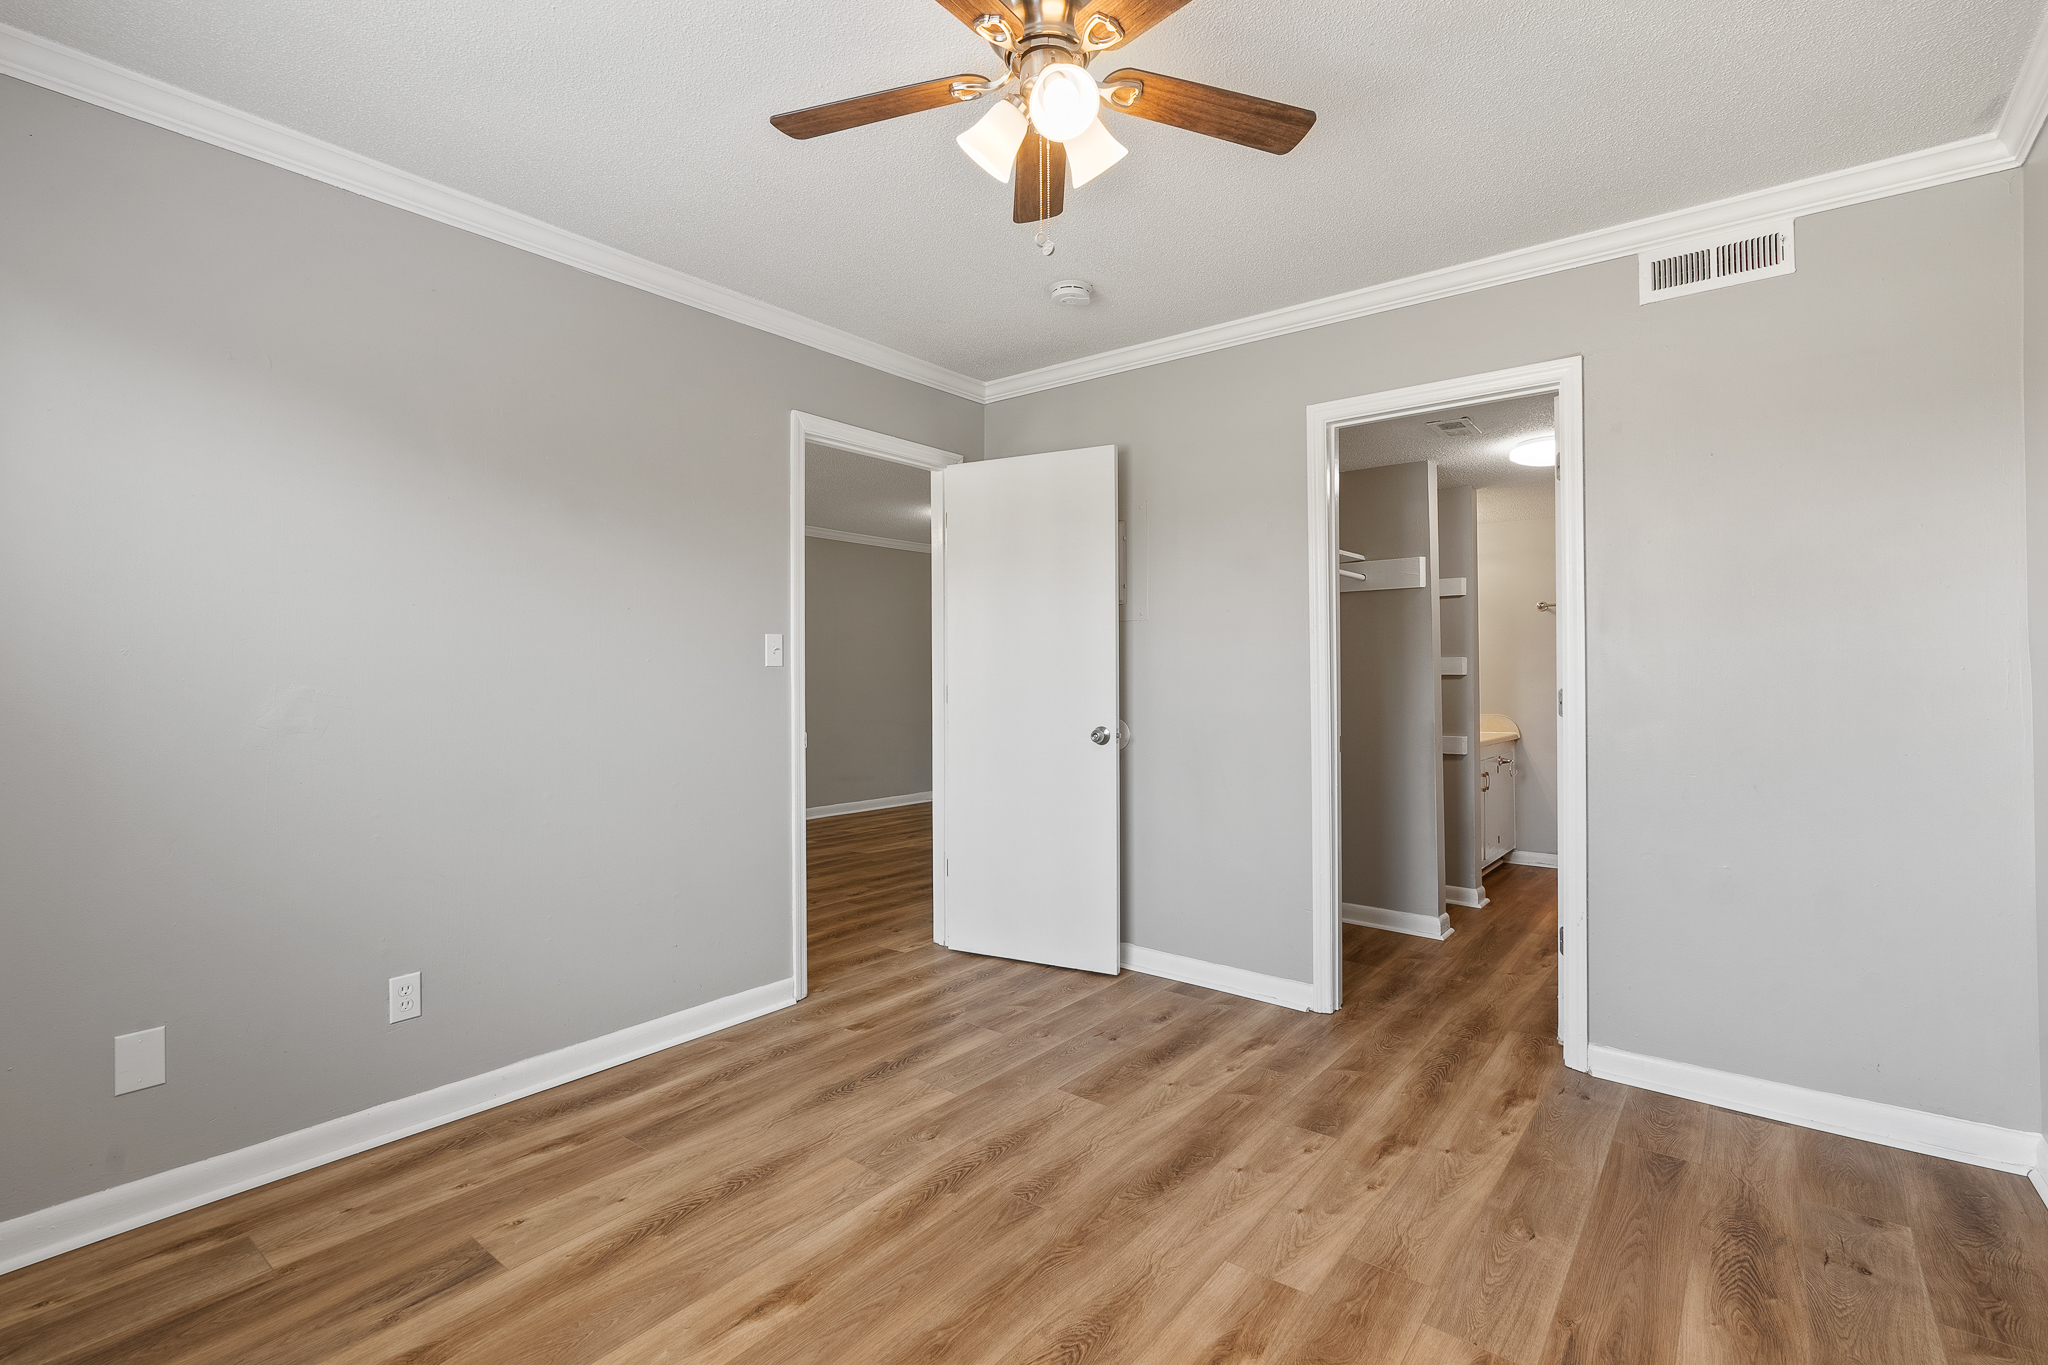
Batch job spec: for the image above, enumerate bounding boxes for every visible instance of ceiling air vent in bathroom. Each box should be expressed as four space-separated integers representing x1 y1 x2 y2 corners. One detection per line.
1639 221 1794 304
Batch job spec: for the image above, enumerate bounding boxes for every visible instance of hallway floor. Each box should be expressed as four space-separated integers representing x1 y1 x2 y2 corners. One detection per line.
3 803 2046 1364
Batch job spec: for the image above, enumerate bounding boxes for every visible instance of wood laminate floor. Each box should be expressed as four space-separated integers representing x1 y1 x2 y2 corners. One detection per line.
6 801 2048 1364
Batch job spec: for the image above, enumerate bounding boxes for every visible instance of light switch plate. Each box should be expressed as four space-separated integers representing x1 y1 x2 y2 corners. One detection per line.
764 633 784 667
115 1026 165 1095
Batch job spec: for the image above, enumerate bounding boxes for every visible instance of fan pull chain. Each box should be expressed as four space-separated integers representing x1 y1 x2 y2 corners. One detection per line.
1034 136 1055 256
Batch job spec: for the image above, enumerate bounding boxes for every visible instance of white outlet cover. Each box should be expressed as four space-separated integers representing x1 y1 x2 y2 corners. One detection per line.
389 971 422 1024
114 1026 165 1095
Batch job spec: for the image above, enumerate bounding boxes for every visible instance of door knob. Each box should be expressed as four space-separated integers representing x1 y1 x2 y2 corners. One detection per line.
1090 727 1112 745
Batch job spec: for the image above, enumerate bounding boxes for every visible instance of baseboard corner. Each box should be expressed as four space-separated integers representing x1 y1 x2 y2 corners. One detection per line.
1341 903 1454 941
1587 1043 2043 1176
1119 942 1312 1012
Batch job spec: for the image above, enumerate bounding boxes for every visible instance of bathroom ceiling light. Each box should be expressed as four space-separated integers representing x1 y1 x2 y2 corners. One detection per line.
1509 435 1557 467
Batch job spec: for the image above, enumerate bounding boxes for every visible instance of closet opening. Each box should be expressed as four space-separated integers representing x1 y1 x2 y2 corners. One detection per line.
1304 360 1586 1068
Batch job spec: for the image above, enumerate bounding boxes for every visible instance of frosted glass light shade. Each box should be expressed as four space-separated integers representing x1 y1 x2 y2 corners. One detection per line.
1509 435 1557 466
957 99 1028 182
1028 63 1100 142
1064 117 1127 187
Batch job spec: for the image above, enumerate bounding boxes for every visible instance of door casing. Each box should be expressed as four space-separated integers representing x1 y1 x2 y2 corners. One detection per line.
787 412 964 1000
1303 358 1588 1069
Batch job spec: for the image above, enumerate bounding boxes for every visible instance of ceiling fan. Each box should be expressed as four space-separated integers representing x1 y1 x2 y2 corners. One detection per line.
769 0 1315 228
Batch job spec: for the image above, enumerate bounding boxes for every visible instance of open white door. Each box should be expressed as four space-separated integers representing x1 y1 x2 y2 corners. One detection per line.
935 446 1120 974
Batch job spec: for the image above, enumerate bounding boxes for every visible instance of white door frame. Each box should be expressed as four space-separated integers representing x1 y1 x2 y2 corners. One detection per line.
788 412 964 1000
1304 358 1588 1069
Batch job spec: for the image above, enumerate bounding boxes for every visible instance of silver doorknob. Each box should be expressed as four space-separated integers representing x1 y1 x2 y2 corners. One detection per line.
1090 727 1112 745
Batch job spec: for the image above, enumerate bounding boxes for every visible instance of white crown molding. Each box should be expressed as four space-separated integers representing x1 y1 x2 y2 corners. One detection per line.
0 25 985 404
1119 943 1312 1011
0 977 798 1276
1589 1044 2043 1175
985 131 2021 401
1997 1 2048 164
804 526 932 553
8 18 2048 410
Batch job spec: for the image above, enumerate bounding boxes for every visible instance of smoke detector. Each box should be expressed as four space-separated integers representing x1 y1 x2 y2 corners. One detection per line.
1049 279 1094 307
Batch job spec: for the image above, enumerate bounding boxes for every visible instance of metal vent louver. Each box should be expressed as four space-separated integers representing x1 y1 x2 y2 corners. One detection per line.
1640 222 1794 303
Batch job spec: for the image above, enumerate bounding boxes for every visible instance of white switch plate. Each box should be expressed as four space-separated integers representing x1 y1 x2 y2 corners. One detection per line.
114 1026 165 1095
763 633 784 667
389 972 422 1023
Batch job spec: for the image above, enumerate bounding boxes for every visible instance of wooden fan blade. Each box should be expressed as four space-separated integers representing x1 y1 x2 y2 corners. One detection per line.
1072 0 1194 47
931 0 1022 43
771 75 985 139
1012 130 1067 224
1102 69 1315 153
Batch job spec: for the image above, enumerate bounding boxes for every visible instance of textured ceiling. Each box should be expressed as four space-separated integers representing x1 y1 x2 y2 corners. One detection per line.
1338 393 1557 523
3 0 2038 380
805 444 931 544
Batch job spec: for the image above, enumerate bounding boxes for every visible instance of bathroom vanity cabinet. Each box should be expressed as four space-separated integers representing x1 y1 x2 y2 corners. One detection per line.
1478 715 1520 870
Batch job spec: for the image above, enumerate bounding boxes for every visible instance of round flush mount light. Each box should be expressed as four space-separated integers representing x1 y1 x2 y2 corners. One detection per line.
1028 63 1101 142
1509 434 1557 466
1049 279 1094 306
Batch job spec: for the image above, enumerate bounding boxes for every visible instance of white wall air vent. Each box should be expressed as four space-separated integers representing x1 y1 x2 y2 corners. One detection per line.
1639 222 1794 304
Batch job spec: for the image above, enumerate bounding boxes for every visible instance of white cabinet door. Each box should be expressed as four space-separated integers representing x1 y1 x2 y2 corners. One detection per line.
936 447 1120 975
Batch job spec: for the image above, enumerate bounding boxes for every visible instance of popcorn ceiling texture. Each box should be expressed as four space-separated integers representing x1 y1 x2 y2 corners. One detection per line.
0 0 2036 378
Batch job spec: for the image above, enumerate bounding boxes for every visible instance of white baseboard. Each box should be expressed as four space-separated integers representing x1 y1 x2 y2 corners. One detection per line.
1343 903 1454 940
1588 1044 2044 1175
2032 1137 2048 1210
1120 943 1312 1012
1507 850 1559 868
1445 885 1488 909
805 792 931 819
0 977 799 1276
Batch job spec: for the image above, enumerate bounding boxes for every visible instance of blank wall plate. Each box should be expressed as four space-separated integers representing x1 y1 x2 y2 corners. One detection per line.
114 1026 165 1095
389 972 422 1024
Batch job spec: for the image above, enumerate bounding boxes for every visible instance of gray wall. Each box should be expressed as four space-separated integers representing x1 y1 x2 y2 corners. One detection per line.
804 538 932 809
1477 512 1559 855
986 170 2040 1131
0 77 979 1221
1438 486 1479 889
1339 463 1445 918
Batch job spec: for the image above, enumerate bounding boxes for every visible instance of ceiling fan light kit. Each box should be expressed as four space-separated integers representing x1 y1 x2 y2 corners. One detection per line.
770 0 1315 230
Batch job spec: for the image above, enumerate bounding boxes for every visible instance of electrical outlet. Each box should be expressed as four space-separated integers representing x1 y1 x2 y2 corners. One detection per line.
389 972 422 1024
114 1026 166 1095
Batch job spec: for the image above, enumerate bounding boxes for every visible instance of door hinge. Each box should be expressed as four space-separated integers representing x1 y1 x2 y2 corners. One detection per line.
1558 688 1563 717
945 858 950 876
1558 926 1564 954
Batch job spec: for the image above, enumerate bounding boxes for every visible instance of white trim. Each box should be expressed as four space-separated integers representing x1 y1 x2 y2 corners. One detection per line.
804 526 931 554
1507 849 1560 869
1342 903 1455 940
12 20 2048 409
790 414 963 990
1444 885 1488 909
0 977 797 1276
1307 360 1586 1057
1588 1045 2044 1176
983 135 2022 400
806 791 932 819
0 25 983 404
2031 1137 2048 1211
1119 943 1312 1011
